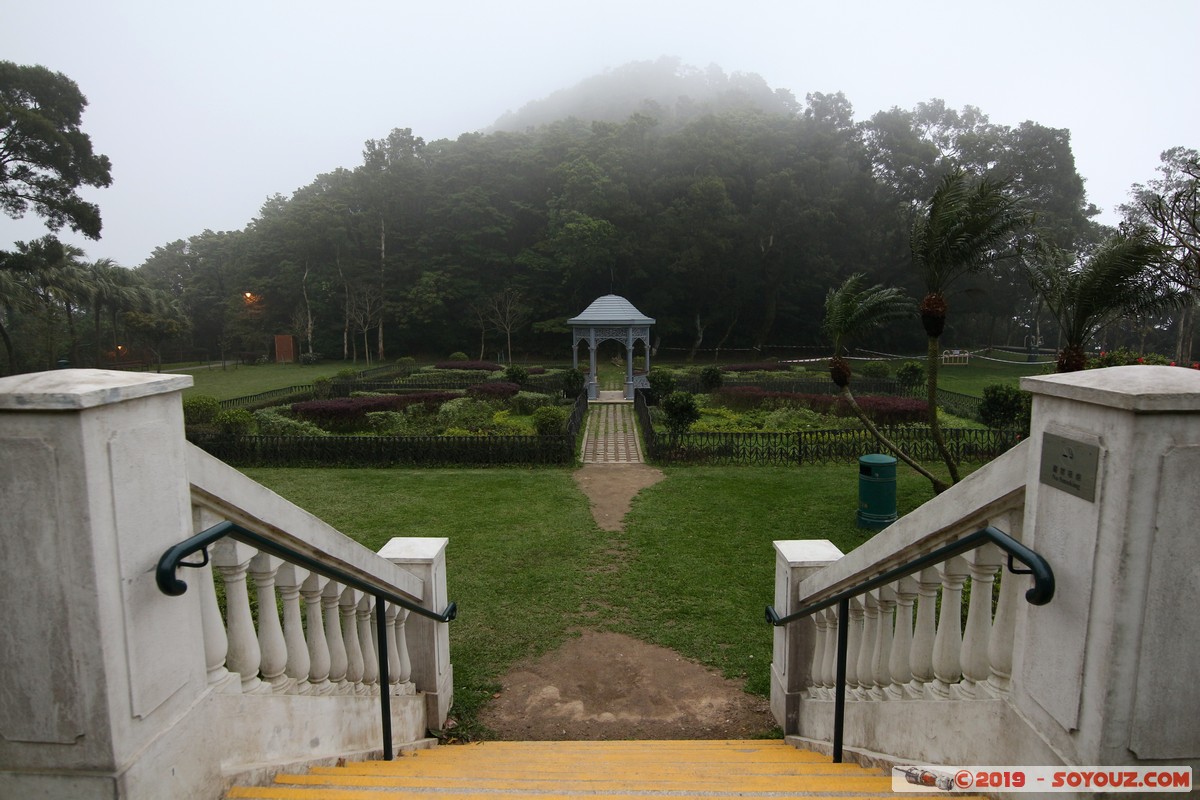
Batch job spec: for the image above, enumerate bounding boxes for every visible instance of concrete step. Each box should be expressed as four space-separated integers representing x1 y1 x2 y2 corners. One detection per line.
226 739 983 798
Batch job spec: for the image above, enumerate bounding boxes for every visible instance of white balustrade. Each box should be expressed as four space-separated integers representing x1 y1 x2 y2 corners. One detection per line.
844 597 864 698
872 587 895 700
324 582 349 691
276 564 310 694
301 573 332 694
809 607 830 700
249 553 289 692
358 595 379 691
188 510 425 702
341 588 365 693
887 577 916 699
797 522 1027 705
958 544 1002 699
212 540 267 694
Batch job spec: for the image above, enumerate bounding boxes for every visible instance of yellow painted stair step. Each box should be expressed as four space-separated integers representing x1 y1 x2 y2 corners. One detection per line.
226 739 986 800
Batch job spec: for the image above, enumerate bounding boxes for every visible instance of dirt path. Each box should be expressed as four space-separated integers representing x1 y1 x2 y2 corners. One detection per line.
477 463 776 741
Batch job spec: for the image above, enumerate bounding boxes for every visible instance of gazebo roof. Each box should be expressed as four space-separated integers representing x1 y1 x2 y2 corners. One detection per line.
567 294 655 327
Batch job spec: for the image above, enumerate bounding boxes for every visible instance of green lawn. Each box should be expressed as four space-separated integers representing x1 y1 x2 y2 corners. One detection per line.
934 353 1054 396
179 362 357 400
245 460 959 739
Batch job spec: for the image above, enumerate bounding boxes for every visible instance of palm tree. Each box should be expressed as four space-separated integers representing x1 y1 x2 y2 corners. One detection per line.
86 258 151 366
911 169 1029 483
1028 230 1173 372
823 274 948 492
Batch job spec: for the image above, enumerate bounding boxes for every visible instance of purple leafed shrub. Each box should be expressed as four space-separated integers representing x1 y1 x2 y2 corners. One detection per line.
466 381 521 400
292 392 459 427
433 360 502 371
527 366 547 375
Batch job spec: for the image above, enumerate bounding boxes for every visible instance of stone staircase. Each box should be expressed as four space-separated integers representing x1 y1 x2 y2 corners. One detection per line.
225 739 981 799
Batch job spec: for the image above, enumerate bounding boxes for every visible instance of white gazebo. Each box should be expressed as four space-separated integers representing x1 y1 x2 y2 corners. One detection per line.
567 295 655 400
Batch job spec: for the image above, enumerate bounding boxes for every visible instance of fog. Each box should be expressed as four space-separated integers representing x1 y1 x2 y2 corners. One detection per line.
2 0 1196 266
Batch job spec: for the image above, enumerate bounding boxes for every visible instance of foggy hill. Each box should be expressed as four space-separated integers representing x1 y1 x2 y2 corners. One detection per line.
491 56 799 131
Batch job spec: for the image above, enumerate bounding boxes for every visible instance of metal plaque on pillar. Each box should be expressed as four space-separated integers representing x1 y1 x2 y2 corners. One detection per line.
1038 432 1100 502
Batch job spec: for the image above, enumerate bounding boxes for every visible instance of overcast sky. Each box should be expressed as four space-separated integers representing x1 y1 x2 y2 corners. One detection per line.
3 0 1197 267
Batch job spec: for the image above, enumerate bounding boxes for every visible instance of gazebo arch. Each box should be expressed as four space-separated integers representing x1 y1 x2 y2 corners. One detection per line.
567 295 655 400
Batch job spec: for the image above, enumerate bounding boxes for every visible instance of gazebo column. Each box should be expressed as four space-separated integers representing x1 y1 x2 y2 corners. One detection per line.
587 329 598 400
624 327 635 400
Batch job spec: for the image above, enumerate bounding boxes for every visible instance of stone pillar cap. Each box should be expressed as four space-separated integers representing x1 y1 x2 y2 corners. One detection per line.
0 369 193 410
1022 366 1200 413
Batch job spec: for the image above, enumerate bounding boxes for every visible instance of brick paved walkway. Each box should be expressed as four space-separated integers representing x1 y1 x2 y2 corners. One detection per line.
581 396 643 464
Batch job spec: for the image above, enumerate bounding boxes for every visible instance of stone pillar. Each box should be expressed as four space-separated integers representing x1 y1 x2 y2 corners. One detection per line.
0 369 213 799
1014 366 1200 767
378 537 453 728
770 539 844 734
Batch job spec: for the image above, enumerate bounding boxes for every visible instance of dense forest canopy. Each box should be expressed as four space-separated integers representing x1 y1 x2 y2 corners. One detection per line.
7 58 1194 374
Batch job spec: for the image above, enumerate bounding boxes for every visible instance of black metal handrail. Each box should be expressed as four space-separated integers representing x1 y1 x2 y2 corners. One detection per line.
157 520 457 760
765 525 1053 763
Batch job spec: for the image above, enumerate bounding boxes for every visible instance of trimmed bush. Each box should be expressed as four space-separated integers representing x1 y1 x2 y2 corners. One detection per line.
437 397 494 432
214 409 256 435
861 361 891 379
254 408 328 436
511 391 556 416
646 368 676 402
561 367 586 397
661 391 701 435
699 365 724 391
504 364 529 385
979 384 1031 431
896 361 925 386
533 405 569 435
449 351 469 360
183 395 220 425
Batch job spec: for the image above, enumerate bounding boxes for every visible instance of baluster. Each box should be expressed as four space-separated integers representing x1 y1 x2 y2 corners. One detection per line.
908 567 939 697
856 593 878 700
276 564 310 694
887 578 916 699
820 606 839 701
930 556 969 699
249 553 288 692
212 540 266 694
192 508 235 691
341 588 364 693
358 595 378 693
384 603 401 694
872 587 896 700
301 573 332 695
394 607 413 692
987 512 1023 696
958 544 1002 699
844 596 865 699
323 582 349 691
809 607 829 699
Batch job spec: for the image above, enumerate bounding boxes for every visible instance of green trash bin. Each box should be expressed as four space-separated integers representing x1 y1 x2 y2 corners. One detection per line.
857 453 897 529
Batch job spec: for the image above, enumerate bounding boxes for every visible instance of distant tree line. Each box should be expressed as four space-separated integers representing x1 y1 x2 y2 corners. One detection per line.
3 58 1197 375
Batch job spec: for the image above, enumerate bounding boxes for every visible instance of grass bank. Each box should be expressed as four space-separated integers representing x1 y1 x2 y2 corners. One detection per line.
245 460 959 738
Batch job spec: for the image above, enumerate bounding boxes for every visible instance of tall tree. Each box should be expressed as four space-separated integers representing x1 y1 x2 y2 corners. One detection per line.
911 170 1029 483
1123 148 1200 362
0 62 113 240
